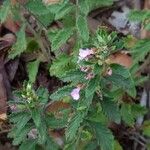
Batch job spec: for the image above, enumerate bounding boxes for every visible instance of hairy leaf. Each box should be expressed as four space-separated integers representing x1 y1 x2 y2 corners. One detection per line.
49 28 73 51
76 15 89 42
9 24 27 59
50 85 73 101
27 60 40 83
91 122 114 150
0 0 11 23
101 98 121 124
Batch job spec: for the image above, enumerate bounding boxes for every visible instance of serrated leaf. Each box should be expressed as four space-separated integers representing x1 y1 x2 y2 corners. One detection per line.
131 39 150 64
79 0 89 15
131 104 147 118
27 60 40 83
9 24 27 59
91 122 114 150
31 108 41 127
46 116 67 129
106 72 136 98
101 98 121 124
60 69 86 83
50 85 73 101
25 0 49 15
19 140 37 150
49 28 73 51
0 0 11 23
66 112 84 141
85 76 99 98
76 15 89 42
12 125 33 145
45 137 59 150
66 95 93 142
55 4 74 20
111 64 130 78
121 104 134 126
87 0 113 12
36 87 49 103
50 54 75 77
15 113 31 134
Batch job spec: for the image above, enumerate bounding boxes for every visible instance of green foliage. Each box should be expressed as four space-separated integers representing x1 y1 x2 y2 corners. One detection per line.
9 83 58 149
27 60 40 83
50 85 73 101
5 0 150 149
0 0 11 23
91 122 114 150
9 24 27 59
121 104 134 126
49 54 76 78
76 15 89 42
101 98 121 124
131 39 150 64
66 112 84 141
49 28 74 51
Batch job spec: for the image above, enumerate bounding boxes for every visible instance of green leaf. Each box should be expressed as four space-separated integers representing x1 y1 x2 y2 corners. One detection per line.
9 111 29 123
66 95 93 142
85 76 99 98
60 69 86 83
9 24 27 59
79 0 89 15
25 0 49 15
50 54 75 78
84 141 97 150
87 0 113 12
46 116 67 129
121 104 134 126
76 15 89 42
55 4 75 20
66 112 84 141
12 125 33 145
45 137 59 150
50 85 73 101
49 28 73 51
15 113 31 134
131 39 150 64
31 108 41 127
27 60 40 83
131 104 147 118
91 122 114 150
0 0 11 23
36 87 49 103
37 120 47 144
106 71 136 98
142 121 150 137
38 12 54 26
128 10 150 22
19 140 37 150
111 64 130 78
101 98 121 124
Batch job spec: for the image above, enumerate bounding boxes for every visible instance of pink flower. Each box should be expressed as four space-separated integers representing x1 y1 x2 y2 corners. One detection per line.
79 48 94 60
80 66 90 72
85 72 95 80
70 87 81 100
107 68 112 76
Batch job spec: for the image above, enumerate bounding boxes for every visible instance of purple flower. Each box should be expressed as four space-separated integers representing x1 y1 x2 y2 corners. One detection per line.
107 68 112 76
79 48 94 60
80 66 90 72
70 87 81 100
85 72 95 80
